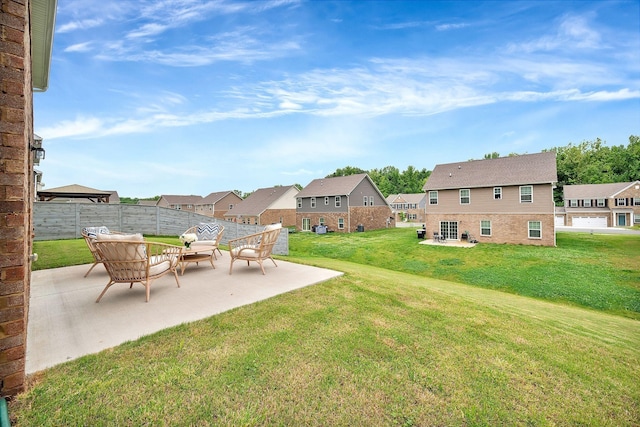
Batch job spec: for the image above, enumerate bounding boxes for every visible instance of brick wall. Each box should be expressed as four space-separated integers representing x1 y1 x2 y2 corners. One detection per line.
0 0 32 396
296 205 393 233
425 213 556 246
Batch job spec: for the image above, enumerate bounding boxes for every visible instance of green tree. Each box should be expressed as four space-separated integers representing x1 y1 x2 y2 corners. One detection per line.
325 166 367 178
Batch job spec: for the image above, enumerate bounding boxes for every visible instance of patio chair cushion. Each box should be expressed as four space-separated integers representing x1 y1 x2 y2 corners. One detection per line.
97 233 146 259
83 226 110 238
195 223 220 241
148 259 173 276
230 245 259 258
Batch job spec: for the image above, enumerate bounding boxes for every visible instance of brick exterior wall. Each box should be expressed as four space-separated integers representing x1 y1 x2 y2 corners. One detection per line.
425 213 556 246
296 205 392 233
0 0 33 396
260 208 296 227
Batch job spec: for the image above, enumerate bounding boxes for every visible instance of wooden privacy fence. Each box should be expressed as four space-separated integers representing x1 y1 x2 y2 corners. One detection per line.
33 202 289 255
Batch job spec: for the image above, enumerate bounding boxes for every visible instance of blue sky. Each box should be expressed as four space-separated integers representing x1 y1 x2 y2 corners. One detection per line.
35 0 640 198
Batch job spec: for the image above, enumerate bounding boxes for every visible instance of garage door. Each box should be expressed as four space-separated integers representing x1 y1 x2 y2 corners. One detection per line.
572 216 607 228
555 215 565 226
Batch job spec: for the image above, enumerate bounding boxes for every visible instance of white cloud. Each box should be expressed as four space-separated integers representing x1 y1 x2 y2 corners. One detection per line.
57 19 103 34
64 42 93 53
507 14 602 54
435 23 468 31
37 117 104 139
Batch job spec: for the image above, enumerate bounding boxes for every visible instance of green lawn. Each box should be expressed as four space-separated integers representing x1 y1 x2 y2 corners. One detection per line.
288 229 640 319
13 230 640 425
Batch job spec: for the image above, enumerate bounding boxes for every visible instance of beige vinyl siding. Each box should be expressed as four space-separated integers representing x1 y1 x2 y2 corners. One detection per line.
426 184 554 214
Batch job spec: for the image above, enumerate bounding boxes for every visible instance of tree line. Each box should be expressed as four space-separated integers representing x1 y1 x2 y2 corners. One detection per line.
327 136 640 203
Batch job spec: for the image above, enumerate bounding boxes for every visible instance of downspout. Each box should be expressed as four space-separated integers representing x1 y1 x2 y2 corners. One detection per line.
346 194 350 232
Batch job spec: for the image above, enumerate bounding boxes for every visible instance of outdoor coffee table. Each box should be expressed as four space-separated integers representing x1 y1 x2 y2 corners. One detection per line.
178 245 216 275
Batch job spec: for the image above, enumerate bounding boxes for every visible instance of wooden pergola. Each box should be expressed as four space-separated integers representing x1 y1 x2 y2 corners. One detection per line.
37 184 112 203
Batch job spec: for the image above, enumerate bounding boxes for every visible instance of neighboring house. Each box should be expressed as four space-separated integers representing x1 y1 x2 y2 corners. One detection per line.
386 193 427 224
560 181 640 228
157 195 204 213
224 185 299 226
423 152 558 246
296 174 392 232
197 191 243 219
37 184 120 204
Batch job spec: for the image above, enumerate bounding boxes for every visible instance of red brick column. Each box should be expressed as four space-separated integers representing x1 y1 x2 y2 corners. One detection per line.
0 0 34 396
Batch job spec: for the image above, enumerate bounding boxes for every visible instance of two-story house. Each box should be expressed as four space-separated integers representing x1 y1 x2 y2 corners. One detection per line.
296 174 392 232
386 193 427 224
560 181 640 228
223 185 299 226
157 195 204 213
423 152 558 246
197 191 243 219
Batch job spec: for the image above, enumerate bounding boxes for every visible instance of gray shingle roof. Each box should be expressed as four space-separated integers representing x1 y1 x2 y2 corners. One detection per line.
563 182 636 199
161 195 204 204
297 174 372 197
226 185 298 216
423 152 557 191
202 191 238 204
386 193 426 204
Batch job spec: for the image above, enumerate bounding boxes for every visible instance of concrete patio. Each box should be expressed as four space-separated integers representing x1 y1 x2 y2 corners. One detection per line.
26 253 342 374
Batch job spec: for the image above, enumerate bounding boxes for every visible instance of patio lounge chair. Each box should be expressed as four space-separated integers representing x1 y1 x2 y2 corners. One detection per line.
93 233 183 303
182 223 225 259
81 226 127 277
228 223 282 275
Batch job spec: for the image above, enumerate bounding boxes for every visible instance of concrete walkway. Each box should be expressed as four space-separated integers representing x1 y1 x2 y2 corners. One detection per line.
27 253 342 374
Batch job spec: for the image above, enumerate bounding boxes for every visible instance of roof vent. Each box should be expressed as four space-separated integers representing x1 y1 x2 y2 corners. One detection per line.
449 173 452 177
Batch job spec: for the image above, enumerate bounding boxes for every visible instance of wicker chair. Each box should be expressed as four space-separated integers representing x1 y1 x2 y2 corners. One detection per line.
93 234 183 303
228 223 282 275
81 226 127 277
182 223 225 259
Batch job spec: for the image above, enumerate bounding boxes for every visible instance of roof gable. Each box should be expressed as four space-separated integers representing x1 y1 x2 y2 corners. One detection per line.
564 181 639 199
226 185 298 216
424 152 557 191
386 193 426 204
202 191 241 204
160 195 204 204
298 174 375 197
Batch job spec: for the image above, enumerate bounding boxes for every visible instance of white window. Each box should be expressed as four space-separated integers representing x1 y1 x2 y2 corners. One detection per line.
634 198 640 206
597 199 605 207
335 196 341 207
494 187 502 200
520 186 533 203
363 196 368 206
617 198 626 206
311 197 316 208
429 191 438 205
583 199 591 207
338 218 344 229
569 200 578 207
369 196 374 206
528 221 541 239
635 214 640 224
460 189 470 205
480 220 491 236
296 198 302 209
302 218 311 231
319 217 325 226
324 197 329 205
176 205 182 210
